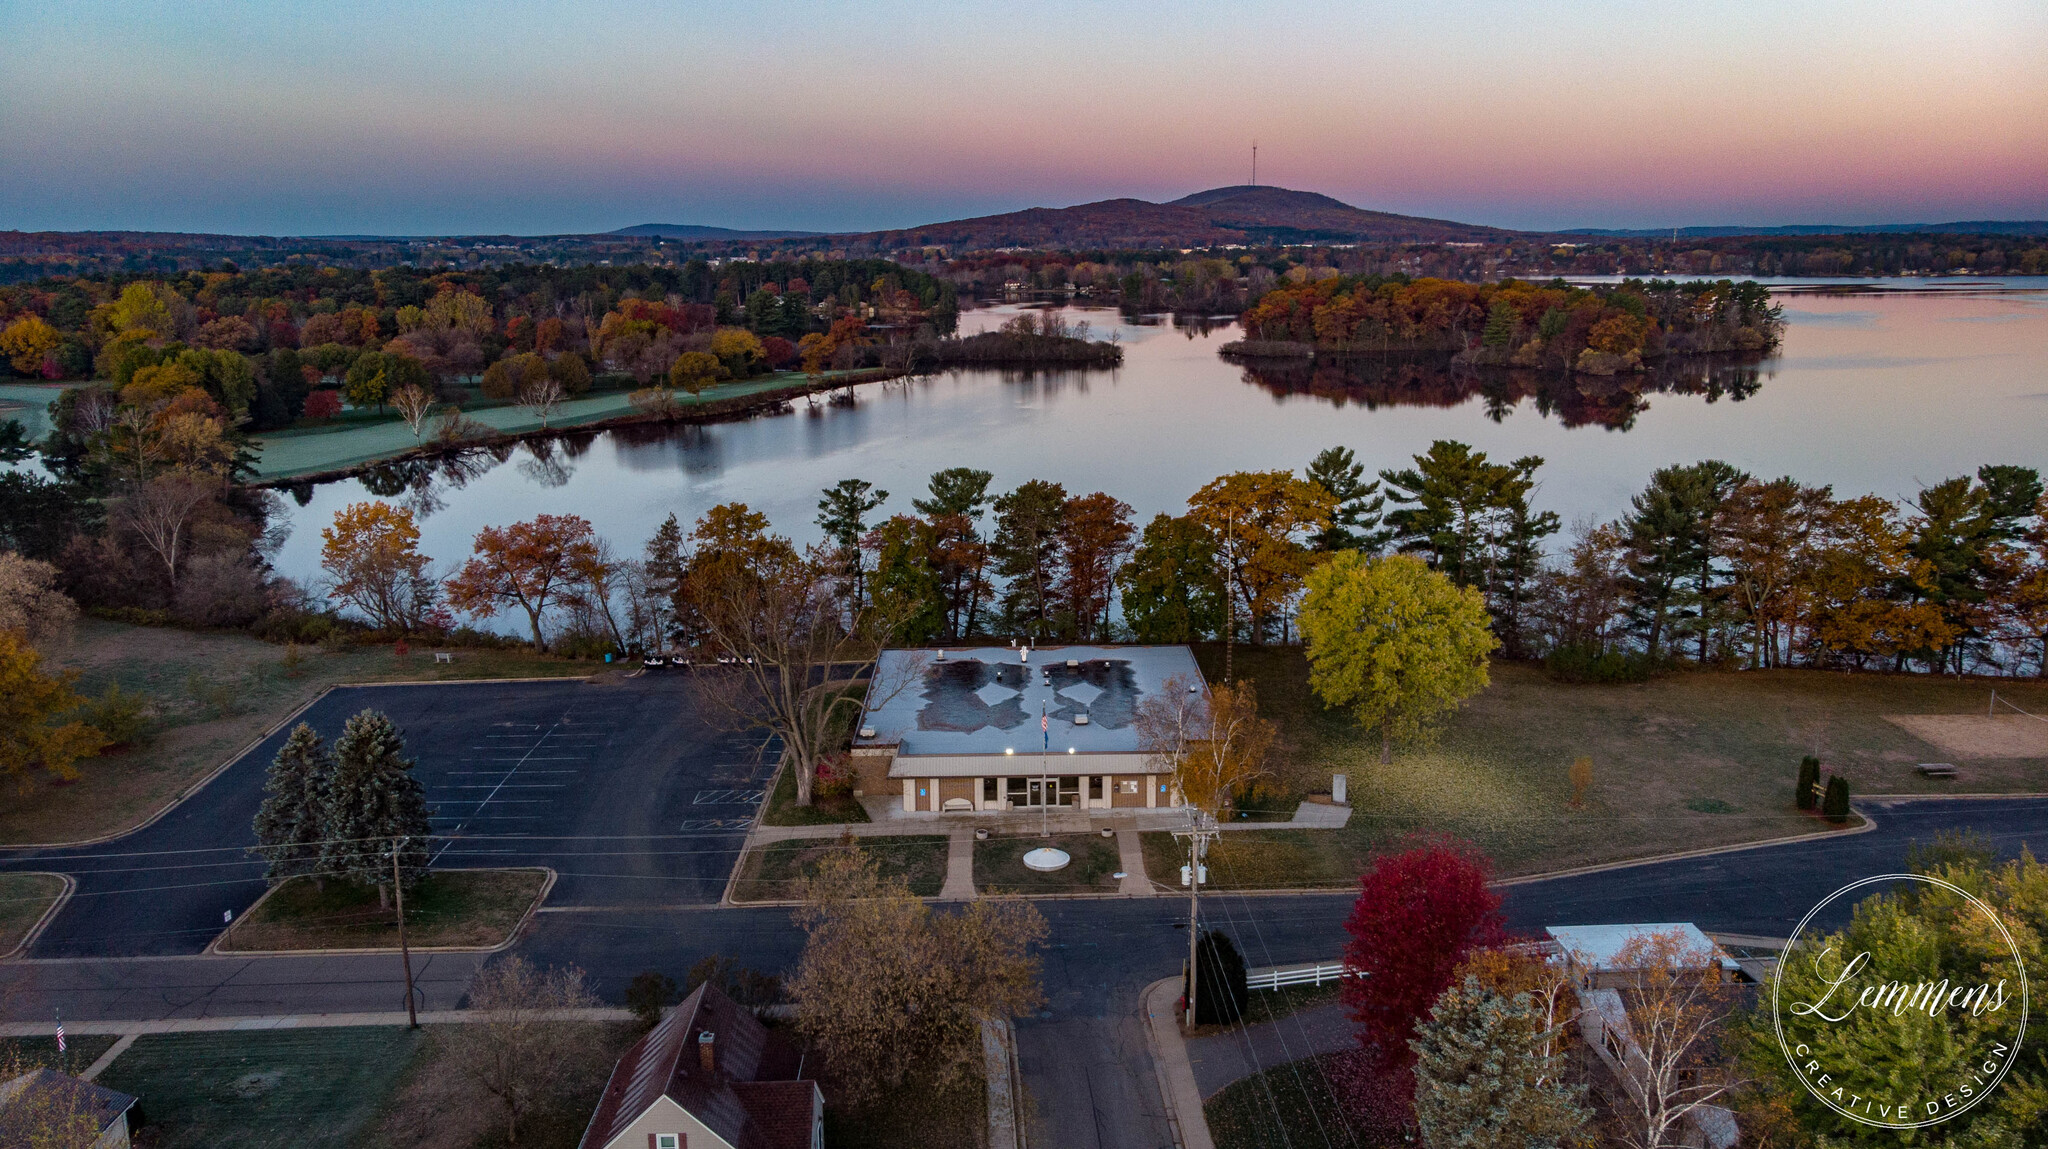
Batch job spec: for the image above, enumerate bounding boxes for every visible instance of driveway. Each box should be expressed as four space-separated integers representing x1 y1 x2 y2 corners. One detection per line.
0 674 772 958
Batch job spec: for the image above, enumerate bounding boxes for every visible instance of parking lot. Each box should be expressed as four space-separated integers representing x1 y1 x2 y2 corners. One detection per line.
2 674 774 958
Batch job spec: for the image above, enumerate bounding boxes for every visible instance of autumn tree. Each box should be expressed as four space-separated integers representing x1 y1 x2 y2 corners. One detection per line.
518 373 567 429
318 708 431 907
1187 470 1334 643
1134 675 1276 814
0 315 60 375
0 552 78 646
0 629 108 789
709 327 766 377
991 479 1068 638
390 383 437 444
1603 931 1742 1149
444 514 601 650
1116 513 1223 643
1299 552 1497 763
442 957 602 1145
1342 840 1506 1079
320 501 438 633
113 473 219 590
682 504 913 805
480 351 548 400
1056 491 1134 640
787 844 1045 1109
251 723 334 883
667 350 723 396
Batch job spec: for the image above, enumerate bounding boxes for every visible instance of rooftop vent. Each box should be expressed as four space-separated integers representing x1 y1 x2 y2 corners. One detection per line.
936 649 945 661
1074 714 1090 725
1066 659 1079 668
858 727 876 739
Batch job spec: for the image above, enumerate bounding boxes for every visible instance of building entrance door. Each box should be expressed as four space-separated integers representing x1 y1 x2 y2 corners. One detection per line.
1027 779 1047 807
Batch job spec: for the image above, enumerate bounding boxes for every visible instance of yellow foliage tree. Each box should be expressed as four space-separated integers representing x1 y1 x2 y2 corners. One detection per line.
1185 470 1334 642
0 628 109 789
0 315 60 374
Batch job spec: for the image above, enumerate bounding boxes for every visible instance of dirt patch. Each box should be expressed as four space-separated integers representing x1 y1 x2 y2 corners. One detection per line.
1886 715 2048 760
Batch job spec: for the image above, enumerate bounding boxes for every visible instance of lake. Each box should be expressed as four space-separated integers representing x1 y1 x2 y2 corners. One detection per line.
267 280 2048 596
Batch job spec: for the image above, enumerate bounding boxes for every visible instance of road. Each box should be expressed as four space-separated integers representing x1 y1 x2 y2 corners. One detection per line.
0 675 771 957
7 785 2046 1147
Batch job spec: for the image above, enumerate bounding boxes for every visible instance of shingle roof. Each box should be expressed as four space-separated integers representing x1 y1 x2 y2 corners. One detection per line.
577 982 816 1149
0 1068 137 1140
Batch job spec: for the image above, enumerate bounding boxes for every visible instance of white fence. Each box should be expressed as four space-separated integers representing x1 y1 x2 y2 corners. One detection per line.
1245 961 1357 991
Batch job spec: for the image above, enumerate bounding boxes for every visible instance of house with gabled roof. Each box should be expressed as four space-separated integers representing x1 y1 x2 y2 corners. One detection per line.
576 980 822 1149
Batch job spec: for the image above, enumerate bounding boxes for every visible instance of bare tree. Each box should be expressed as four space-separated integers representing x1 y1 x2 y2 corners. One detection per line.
114 474 217 589
441 956 600 1145
787 844 1045 1107
0 552 78 646
1133 674 1276 814
1599 930 1743 1149
391 383 437 445
690 549 919 805
518 375 567 429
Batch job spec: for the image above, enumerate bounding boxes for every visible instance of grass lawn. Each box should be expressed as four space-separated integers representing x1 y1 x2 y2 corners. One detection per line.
761 757 871 827
1204 1050 1375 1149
1183 980 1346 1041
96 1027 427 1149
375 1021 642 1149
218 869 548 952
0 872 67 956
827 1079 985 1149
1149 647 2048 890
974 831 1123 895
2 1033 121 1075
731 835 949 901
5 619 593 846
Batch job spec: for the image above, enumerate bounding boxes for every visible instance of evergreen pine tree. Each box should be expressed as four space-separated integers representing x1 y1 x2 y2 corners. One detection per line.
320 709 433 907
1411 975 1587 1149
1305 445 1388 553
251 723 335 884
1480 302 1519 349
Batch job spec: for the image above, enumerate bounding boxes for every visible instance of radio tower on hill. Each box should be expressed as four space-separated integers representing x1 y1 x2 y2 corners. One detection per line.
1251 141 1257 187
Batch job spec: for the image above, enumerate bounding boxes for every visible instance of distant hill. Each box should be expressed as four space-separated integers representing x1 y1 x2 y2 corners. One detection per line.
612 223 822 240
1563 221 2048 239
840 185 1523 251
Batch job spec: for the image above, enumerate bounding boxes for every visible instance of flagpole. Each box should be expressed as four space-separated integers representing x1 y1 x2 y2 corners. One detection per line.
1040 701 1050 838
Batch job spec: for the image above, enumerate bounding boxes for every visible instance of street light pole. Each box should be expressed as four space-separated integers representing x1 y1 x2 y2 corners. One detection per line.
1174 809 1219 1030
392 836 418 1029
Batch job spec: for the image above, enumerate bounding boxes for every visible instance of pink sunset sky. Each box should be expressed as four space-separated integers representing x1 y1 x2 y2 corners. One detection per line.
4 0 2043 235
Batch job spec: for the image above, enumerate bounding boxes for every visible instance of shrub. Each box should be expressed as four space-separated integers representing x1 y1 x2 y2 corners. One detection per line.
254 605 340 645
1822 775 1851 822
1795 756 1820 811
172 551 269 627
1187 930 1249 1025
87 605 172 627
1543 642 1656 684
625 969 680 1029
813 752 855 802
550 630 618 660
74 683 148 747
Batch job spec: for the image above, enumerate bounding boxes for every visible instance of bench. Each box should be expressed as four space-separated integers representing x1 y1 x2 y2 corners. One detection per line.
434 652 452 664
1917 763 1959 778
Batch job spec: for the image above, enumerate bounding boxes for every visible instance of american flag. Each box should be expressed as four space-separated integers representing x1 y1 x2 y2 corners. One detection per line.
1041 705 1048 749
55 1013 64 1054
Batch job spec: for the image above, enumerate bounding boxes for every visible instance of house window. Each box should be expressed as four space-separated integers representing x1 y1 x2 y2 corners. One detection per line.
656 1135 682 1149
1006 777 1028 802
1088 776 1104 800
1119 780 1140 795
983 778 998 802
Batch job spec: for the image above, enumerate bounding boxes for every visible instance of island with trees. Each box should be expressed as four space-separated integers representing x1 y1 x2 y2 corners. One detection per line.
1223 275 1784 376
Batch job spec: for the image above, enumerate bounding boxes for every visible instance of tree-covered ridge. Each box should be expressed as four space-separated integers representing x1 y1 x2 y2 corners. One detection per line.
0 257 958 388
1235 276 1784 373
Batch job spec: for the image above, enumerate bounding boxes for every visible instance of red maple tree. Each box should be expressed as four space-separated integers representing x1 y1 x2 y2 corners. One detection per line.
1340 837 1506 1073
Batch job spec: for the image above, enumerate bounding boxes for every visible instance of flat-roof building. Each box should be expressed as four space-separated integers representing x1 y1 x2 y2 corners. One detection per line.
850 644 1205 814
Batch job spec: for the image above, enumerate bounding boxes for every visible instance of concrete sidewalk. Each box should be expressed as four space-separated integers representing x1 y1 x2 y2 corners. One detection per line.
940 830 978 901
0 1006 635 1039
1143 977 1216 1149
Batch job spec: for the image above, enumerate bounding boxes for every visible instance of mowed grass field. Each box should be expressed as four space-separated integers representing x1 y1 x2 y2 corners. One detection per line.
218 869 548 952
6 620 595 846
96 1027 426 1149
731 835 950 901
0 872 68 955
1144 648 2048 890
974 831 1123 894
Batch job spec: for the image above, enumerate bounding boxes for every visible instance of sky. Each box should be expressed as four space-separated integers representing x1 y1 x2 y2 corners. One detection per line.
3 1 2045 236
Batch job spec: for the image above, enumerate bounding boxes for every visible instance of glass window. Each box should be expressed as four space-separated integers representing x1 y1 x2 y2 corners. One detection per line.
1007 777 1027 799
657 1136 681 1149
983 778 998 801
1089 776 1104 799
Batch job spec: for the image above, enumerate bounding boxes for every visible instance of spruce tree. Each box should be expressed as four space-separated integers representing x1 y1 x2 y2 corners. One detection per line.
320 709 433 907
1411 975 1587 1149
252 723 335 884
1823 774 1851 822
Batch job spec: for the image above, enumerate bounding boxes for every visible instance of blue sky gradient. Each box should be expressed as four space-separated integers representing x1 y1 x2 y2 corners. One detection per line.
4 1 2043 235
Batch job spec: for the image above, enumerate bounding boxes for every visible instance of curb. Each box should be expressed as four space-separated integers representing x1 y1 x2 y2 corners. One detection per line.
721 753 787 907
1 872 75 961
0 1006 640 1039
1142 976 1214 1149
1491 807 1880 889
206 867 555 957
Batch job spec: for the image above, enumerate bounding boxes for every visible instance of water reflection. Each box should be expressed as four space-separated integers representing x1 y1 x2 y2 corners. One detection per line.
1235 355 1768 431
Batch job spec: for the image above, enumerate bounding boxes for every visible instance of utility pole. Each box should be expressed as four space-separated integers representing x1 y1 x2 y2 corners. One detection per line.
1251 140 1258 187
392 836 418 1029
1174 808 1220 1030
1224 507 1234 685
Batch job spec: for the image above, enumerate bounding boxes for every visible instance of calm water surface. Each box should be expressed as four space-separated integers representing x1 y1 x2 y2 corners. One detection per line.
269 283 2048 591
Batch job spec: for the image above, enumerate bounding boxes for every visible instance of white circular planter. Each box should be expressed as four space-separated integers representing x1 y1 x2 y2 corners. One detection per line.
1022 847 1071 872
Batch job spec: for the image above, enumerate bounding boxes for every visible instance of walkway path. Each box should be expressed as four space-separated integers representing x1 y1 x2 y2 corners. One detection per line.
1116 829 1154 896
940 830 977 901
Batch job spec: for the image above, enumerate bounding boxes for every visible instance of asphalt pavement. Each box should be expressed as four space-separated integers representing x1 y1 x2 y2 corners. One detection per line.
0 674 772 958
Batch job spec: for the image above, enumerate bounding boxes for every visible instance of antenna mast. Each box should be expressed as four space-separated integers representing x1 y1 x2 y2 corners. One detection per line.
1251 141 1257 187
